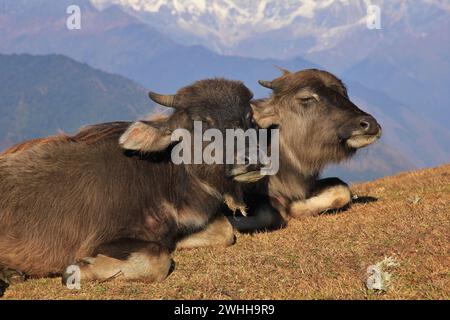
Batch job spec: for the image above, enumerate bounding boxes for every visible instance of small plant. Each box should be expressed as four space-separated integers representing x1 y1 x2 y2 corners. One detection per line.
366 256 399 292
407 195 422 205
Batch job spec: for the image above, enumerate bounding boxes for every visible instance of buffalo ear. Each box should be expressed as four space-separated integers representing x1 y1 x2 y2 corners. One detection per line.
251 102 280 128
119 121 173 152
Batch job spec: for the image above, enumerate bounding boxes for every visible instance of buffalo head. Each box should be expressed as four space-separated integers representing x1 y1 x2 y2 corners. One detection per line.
119 78 263 188
253 68 381 174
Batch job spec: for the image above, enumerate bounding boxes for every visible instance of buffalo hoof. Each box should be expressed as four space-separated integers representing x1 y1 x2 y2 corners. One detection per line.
0 268 26 285
0 280 8 298
231 234 237 246
168 259 176 277
6 271 27 285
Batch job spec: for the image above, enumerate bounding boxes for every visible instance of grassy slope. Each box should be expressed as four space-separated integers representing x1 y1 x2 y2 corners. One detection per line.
4 164 450 300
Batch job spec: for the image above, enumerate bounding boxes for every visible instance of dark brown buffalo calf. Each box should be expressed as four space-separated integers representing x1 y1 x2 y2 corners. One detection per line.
0 78 260 285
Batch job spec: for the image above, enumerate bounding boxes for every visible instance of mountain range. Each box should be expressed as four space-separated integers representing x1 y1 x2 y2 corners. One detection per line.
0 0 449 181
89 1 450 61
89 0 450 127
0 53 151 150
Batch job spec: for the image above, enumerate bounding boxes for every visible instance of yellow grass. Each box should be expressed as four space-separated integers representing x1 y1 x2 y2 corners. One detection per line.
3 164 450 300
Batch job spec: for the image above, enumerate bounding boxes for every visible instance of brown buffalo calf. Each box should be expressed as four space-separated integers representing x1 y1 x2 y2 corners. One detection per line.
227 68 382 232
0 78 261 285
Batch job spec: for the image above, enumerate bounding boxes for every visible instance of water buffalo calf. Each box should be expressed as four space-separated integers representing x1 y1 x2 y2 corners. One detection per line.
0 78 260 284
229 68 382 231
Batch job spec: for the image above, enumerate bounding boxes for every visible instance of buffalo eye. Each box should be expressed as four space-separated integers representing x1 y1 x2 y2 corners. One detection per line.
297 93 319 105
299 97 314 103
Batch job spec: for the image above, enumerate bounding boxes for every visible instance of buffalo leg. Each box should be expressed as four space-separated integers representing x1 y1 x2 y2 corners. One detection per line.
228 194 286 233
62 239 173 285
289 177 351 218
0 267 26 284
176 215 236 250
228 195 286 234
0 266 26 298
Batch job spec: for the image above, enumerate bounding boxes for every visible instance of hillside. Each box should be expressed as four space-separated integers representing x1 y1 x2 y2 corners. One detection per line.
3 164 449 299
0 54 152 150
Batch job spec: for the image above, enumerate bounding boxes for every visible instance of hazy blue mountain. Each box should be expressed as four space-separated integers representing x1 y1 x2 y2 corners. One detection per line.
1 0 449 182
0 53 152 150
90 1 450 61
0 0 308 96
0 0 178 76
0 52 427 183
90 0 450 128
342 28 450 128
324 142 416 183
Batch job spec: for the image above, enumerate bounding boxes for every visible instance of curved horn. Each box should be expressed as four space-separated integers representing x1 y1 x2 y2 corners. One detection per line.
275 65 291 76
148 91 176 108
258 80 274 89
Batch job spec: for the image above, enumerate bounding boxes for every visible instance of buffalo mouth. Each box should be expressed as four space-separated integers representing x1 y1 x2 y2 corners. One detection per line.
346 127 382 149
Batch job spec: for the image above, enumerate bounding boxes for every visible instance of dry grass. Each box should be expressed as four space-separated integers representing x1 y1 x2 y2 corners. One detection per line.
3 164 450 300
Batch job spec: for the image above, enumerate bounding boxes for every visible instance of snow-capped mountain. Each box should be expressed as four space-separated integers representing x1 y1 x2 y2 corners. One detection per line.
1 0 450 181
90 0 450 59
88 0 450 132
91 0 362 45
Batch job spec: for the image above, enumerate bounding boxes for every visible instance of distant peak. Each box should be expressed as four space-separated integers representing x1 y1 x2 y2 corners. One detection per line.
89 0 449 59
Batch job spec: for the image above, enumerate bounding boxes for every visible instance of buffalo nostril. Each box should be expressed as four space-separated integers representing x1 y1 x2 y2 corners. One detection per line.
360 120 370 131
